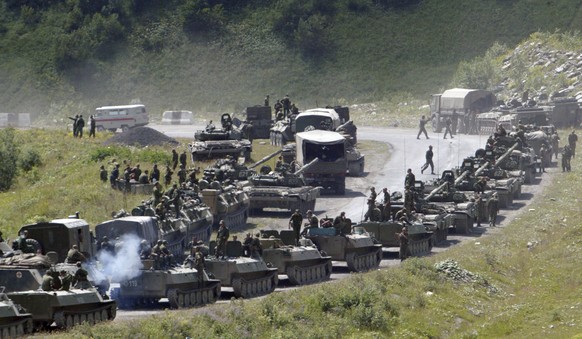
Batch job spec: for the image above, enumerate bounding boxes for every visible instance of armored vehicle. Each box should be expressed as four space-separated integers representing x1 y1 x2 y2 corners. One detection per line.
491 136 537 184
355 220 433 257
0 289 33 337
270 112 299 146
476 111 503 135
205 241 278 298
247 159 321 214
305 223 382 272
258 230 332 285
294 130 348 195
110 260 221 309
161 110 193 125
7 289 116 330
200 184 249 230
547 98 581 128
243 106 272 139
190 113 252 161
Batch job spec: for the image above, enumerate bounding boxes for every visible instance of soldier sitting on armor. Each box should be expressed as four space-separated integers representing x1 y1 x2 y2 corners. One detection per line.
73 262 92 290
242 233 253 257
333 212 352 235
251 233 263 259
66 245 87 264
139 239 151 259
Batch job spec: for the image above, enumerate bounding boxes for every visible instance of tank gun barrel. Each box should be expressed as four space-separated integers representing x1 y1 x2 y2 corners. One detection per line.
494 142 519 167
473 161 491 177
248 149 283 169
336 120 354 131
294 158 319 175
424 181 450 201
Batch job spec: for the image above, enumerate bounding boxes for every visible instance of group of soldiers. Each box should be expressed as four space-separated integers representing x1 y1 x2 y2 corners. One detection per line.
41 261 91 292
267 94 299 121
68 114 96 138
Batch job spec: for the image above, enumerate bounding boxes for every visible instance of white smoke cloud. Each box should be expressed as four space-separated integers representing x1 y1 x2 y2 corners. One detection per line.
97 233 144 283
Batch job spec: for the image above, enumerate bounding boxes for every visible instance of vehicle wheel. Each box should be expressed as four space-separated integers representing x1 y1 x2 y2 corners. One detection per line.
121 125 130 132
96 126 105 132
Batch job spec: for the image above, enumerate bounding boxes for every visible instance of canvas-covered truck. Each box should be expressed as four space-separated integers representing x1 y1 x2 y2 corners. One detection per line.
295 130 348 195
430 88 496 134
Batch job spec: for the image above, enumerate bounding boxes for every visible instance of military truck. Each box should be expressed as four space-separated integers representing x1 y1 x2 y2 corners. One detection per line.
0 289 33 337
205 240 278 298
430 88 496 133
355 220 433 257
294 130 348 195
7 289 116 330
258 230 332 285
243 106 272 139
547 98 581 128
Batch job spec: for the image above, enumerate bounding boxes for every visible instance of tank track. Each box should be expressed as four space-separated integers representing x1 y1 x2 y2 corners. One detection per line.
0 318 33 338
345 248 382 272
53 302 116 329
433 227 448 244
408 236 433 257
285 261 332 285
231 270 278 298
167 282 221 309
222 207 248 231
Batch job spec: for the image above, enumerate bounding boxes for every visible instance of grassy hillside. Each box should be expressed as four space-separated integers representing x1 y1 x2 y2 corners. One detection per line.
0 0 581 120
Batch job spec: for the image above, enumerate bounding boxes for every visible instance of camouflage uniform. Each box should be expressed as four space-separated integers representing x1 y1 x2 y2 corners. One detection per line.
289 210 303 245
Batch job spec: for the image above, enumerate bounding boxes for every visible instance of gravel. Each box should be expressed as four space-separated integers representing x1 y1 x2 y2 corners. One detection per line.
103 127 179 147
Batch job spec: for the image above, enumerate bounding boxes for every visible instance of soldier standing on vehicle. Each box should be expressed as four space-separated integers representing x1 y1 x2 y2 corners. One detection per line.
216 221 230 260
60 270 74 291
89 115 96 137
194 247 206 283
281 94 291 118
396 226 410 262
289 209 303 245
304 210 319 232
568 130 578 158
264 95 270 107
77 115 85 138
274 100 283 115
404 168 416 189
417 115 429 140
443 117 454 139
473 177 487 194
73 262 92 289
382 188 391 221
489 193 499 227
404 186 415 213
369 187 377 202
421 145 435 175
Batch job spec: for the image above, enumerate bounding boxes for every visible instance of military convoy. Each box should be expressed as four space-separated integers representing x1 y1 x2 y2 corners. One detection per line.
355 220 433 257
190 113 252 161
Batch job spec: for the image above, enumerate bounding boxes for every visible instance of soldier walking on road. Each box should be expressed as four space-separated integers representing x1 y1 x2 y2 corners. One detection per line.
568 130 578 158
417 115 429 139
289 209 303 245
396 226 410 262
443 117 454 139
421 145 435 174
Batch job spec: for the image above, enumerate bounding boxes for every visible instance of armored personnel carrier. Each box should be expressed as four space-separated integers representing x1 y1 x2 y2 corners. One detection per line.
190 113 252 161
258 230 332 285
200 183 249 230
110 260 221 309
0 289 33 337
355 220 433 257
205 240 278 298
304 224 382 272
7 289 116 330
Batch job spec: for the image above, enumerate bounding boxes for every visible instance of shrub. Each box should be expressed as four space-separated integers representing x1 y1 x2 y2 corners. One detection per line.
0 128 20 191
18 147 42 172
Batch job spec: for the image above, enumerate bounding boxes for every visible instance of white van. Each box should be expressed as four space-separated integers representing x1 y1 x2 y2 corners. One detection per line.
94 104 149 132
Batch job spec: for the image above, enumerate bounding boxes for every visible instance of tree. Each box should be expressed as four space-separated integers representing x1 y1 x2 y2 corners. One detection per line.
0 128 20 191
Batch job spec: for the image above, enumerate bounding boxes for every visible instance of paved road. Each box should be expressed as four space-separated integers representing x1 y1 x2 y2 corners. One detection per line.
113 124 546 321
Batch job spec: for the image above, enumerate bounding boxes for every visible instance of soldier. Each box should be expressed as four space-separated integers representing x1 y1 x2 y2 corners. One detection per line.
473 177 487 194
164 165 173 186
73 262 92 289
404 186 415 213
242 233 253 257
41 271 55 291
289 209 303 245
274 100 283 115
138 239 151 259
489 193 499 227
304 210 319 230
421 145 435 175
205 120 215 132
251 233 263 258
160 240 173 267
77 115 85 138
196 240 210 257
382 188 392 221
364 198 377 222
443 116 454 139
216 220 230 259
109 163 120 188
180 151 188 169
150 164 160 183
568 130 578 158
68 115 79 137
194 247 206 283
275 156 284 171
369 187 377 202
474 193 485 227
60 270 74 291
551 132 560 160
333 212 351 235
99 165 108 182
66 245 87 264
396 226 410 262
451 110 459 135
290 103 299 115
394 207 410 225
177 165 187 184
539 144 547 173
89 115 96 138
264 95 270 107
151 240 164 268
100 236 114 254
417 115 429 139
562 145 572 172
404 168 416 189
139 170 150 184
172 149 179 170
281 94 291 117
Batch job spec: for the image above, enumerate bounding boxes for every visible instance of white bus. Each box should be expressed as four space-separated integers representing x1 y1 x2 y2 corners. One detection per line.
94 104 149 132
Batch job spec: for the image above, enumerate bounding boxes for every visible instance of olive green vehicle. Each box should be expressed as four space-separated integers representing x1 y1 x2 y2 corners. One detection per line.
205 241 278 298
7 289 116 330
304 224 382 272
258 230 332 285
109 260 221 309
0 289 33 337
354 221 433 257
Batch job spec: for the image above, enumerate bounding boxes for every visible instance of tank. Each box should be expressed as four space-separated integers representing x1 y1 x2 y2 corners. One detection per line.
7 289 116 330
258 230 332 285
492 136 537 184
195 113 242 141
204 240 278 298
354 220 433 257
304 226 382 272
110 260 221 309
0 289 33 337
189 139 252 162
247 163 320 214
